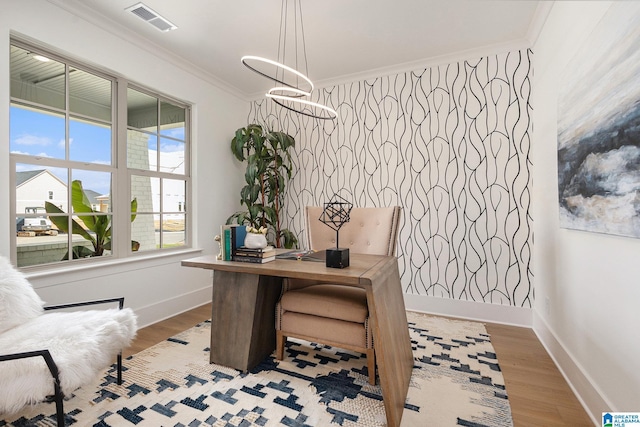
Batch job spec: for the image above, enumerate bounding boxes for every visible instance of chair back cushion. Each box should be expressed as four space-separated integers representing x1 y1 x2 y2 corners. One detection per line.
305 206 401 256
0 256 45 335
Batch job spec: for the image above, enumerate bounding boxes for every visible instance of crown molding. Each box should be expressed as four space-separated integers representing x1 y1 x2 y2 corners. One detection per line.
45 0 249 102
248 38 533 101
526 1 555 46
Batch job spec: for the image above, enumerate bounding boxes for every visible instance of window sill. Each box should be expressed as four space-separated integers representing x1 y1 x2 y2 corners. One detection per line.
24 247 205 284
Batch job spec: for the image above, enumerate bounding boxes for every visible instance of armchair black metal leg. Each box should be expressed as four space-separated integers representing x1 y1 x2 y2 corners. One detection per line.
117 352 123 385
54 390 65 427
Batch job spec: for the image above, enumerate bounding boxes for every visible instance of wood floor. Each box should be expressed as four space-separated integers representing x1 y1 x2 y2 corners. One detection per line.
125 304 593 427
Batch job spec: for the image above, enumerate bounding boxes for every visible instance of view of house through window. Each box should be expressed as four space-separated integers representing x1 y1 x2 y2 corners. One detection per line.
9 41 190 267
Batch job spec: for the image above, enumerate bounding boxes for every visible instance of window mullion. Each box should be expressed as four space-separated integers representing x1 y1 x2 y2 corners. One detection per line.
114 79 130 257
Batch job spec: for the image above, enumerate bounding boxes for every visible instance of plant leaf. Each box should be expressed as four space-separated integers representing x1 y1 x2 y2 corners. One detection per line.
71 180 97 230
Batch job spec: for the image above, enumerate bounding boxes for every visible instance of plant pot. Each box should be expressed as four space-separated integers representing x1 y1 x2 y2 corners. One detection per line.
244 233 268 249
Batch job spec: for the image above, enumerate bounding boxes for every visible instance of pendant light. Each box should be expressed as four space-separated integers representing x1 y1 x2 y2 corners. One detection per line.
241 0 337 120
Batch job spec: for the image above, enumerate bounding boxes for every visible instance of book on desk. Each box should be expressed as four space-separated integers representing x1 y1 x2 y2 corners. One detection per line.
232 245 276 263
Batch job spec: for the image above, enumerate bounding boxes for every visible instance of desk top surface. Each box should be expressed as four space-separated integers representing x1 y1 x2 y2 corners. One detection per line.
181 253 393 286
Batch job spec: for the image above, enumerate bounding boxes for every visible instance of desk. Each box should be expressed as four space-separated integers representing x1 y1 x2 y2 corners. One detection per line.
181 253 413 427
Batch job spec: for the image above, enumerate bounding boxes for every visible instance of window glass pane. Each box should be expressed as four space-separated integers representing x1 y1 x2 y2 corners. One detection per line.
16 214 69 268
73 214 112 258
160 139 185 174
10 104 66 159
127 130 157 170
127 88 157 129
10 45 65 110
131 175 159 212
71 170 112 213
160 101 185 139
69 67 112 121
16 163 68 215
69 117 112 164
162 179 186 212
162 214 185 249
15 164 68 268
131 213 157 252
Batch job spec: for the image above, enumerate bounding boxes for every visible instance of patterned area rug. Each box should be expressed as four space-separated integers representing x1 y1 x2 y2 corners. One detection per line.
0 312 513 426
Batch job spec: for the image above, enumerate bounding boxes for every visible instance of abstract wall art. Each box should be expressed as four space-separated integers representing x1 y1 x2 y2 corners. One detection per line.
558 2 640 238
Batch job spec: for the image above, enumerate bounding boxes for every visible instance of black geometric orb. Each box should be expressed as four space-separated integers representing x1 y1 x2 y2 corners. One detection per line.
319 194 353 233
319 194 353 268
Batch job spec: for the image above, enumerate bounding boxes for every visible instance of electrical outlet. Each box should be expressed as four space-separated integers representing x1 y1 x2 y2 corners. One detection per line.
544 297 550 315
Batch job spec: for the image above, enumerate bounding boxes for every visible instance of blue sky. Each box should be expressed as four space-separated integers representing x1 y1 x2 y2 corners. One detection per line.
11 105 186 195
10 106 111 163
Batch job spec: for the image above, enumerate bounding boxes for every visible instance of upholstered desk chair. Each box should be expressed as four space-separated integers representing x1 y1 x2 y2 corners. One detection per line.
275 206 401 385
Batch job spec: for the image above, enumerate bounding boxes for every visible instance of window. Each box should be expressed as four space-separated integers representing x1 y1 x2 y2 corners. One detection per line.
127 87 188 251
10 40 190 268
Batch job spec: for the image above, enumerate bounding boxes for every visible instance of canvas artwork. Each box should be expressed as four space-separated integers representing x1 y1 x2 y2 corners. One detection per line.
557 2 640 238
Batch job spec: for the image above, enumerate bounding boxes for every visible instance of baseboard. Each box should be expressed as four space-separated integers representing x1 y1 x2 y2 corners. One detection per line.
533 310 610 427
403 294 533 327
134 286 212 328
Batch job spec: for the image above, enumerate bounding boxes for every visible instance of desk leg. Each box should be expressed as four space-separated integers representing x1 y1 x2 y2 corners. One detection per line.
366 260 413 427
210 271 282 371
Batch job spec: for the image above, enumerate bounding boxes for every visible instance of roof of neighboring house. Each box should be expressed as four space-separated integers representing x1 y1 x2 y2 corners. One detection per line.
84 189 102 205
17 172 105 203
16 170 46 186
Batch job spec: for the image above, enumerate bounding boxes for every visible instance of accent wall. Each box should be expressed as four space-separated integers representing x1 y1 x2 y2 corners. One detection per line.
249 50 533 312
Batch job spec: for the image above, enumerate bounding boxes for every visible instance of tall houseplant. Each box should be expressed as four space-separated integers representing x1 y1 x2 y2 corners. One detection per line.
228 124 298 248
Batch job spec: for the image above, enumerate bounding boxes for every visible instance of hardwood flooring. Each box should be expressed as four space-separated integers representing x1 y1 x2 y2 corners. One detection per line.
124 304 593 426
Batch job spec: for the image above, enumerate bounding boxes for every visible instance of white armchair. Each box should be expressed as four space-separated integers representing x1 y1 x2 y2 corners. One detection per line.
0 256 137 426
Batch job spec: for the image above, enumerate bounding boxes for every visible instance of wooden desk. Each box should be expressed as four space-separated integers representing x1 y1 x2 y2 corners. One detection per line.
181 253 413 427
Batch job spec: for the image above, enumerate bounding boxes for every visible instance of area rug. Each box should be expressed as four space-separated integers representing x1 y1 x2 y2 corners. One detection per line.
0 311 513 427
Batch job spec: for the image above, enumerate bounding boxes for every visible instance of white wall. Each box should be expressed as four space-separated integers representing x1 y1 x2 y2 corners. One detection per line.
532 1 640 422
1 0 247 327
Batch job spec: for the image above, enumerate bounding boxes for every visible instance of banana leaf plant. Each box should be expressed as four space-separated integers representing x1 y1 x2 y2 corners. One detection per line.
227 124 298 248
45 180 138 259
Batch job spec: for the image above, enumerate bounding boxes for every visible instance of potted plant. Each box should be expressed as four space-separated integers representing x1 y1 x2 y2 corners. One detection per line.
45 180 138 259
227 124 298 248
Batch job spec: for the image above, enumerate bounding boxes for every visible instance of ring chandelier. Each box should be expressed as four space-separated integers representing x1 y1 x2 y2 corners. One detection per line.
241 0 336 120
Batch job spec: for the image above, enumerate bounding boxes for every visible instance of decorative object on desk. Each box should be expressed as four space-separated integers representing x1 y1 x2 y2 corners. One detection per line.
227 124 298 249
214 234 222 260
241 0 337 120
243 226 268 249
319 194 353 268
0 312 513 427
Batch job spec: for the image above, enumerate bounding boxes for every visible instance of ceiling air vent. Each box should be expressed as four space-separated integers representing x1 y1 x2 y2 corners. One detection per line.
125 2 177 32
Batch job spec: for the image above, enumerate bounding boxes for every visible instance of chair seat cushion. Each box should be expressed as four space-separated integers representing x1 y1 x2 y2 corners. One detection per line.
280 284 368 323
280 311 367 348
0 308 137 414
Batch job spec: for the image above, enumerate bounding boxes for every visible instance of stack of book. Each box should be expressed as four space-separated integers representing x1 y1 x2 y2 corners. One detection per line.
233 245 276 263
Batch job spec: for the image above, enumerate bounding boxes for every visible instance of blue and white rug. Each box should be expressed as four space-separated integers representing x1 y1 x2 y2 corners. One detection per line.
0 311 512 426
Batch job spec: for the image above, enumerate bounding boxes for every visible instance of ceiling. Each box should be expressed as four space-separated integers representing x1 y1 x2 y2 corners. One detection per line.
48 0 545 100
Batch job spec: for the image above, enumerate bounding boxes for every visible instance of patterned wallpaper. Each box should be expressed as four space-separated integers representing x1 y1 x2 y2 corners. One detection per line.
248 49 533 307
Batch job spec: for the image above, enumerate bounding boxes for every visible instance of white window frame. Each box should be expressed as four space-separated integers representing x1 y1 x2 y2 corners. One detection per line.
9 39 192 269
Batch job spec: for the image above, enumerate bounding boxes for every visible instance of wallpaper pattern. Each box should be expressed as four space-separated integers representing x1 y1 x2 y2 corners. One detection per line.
248 49 533 307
